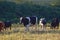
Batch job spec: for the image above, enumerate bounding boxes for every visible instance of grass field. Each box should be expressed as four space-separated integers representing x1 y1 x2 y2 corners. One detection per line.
0 24 60 40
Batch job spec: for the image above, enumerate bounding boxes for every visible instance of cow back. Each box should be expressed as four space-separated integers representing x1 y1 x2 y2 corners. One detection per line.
30 17 36 25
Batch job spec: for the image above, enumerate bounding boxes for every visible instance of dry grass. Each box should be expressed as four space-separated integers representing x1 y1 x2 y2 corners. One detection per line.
0 24 60 40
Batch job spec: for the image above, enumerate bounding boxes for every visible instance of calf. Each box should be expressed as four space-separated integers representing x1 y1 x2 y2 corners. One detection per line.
39 18 46 30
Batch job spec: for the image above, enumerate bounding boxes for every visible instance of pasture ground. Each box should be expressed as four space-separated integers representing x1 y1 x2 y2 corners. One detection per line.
0 24 60 40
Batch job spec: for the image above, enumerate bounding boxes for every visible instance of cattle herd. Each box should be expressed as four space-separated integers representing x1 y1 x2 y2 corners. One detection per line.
0 16 59 32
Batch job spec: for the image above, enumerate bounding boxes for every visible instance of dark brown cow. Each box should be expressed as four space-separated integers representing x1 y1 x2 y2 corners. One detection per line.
0 21 4 31
0 20 12 31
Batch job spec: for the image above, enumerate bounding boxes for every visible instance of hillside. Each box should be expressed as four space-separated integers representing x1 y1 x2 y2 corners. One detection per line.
0 0 60 5
0 1 60 23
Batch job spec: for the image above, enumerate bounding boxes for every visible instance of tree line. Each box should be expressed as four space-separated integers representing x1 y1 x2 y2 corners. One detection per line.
0 1 60 23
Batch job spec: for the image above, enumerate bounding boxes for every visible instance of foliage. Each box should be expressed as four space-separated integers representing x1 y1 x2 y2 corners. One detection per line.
0 1 60 23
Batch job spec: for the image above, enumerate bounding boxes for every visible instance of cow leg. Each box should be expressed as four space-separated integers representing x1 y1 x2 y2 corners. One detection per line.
50 27 53 29
41 25 43 31
40 25 43 31
50 26 54 29
43 25 46 30
42 25 46 31
41 25 42 29
0 27 3 32
25 26 29 32
56 26 59 29
39 24 43 31
4 27 7 30
25 24 30 32
42 24 44 30
56 24 59 29
34 25 37 31
54 26 56 29
0 29 1 32
38 25 41 31
1 27 4 31
10 26 11 30
40 25 42 31
57 27 59 29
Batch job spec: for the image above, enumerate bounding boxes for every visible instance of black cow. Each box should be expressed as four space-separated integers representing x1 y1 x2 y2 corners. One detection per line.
51 18 59 29
4 20 12 30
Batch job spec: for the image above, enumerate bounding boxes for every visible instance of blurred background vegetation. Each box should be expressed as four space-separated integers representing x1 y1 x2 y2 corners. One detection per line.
0 0 60 23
